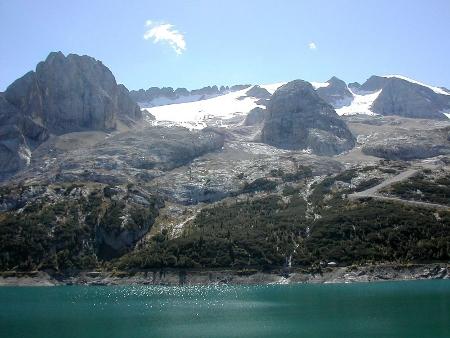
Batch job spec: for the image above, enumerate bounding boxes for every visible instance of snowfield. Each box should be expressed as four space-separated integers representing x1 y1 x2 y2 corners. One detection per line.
310 82 330 90
335 89 381 116
143 83 285 129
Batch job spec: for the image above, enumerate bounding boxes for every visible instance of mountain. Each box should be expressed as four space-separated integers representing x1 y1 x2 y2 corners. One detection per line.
359 75 450 120
337 75 450 119
5 51 142 133
315 76 353 108
1 53 450 279
140 75 450 130
0 51 143 179
261 80 356 155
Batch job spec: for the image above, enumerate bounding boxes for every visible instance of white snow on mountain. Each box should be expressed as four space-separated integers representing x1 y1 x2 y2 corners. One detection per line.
261 82 287 94
383 75 450 96
335 88 381 116
140 94 218 108
310 82 330 90
143 76 450 128
144 83 285 129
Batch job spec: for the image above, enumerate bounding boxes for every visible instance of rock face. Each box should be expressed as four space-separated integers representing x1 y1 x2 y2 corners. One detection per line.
348 82 362 91
0 96 48 178
0 52 142 178
0 181 165 266
316 76 353 108
5 51 141 133
130 84 252 106
244 107 267 126
245 85 271 99
91 126 226 172
360 76 450 120
362 126 450 160
261 80 356 155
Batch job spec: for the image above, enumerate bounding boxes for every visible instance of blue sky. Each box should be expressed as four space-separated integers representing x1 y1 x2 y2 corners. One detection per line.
1 0 450 91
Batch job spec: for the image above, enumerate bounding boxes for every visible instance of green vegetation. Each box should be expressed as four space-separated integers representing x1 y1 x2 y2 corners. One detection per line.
0 200 97 271
241 178 277 194
0 184 161 271
118 195 308 269
304 200 450 264
269 165 313 182
119 167 450 270
384 172 450 206
2 166 449 273
119 192 450 269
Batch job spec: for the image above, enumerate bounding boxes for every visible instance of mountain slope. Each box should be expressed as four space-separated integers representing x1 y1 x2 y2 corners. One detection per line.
336 75 450 119
0 52 143 179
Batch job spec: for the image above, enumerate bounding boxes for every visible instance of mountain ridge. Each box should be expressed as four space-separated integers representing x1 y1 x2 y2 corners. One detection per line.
1 52 450 277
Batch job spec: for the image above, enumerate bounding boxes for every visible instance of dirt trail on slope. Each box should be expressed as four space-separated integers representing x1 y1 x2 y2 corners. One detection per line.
348 168 450 210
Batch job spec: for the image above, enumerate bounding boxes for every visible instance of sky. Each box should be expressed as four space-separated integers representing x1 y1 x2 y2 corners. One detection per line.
1 0 450 91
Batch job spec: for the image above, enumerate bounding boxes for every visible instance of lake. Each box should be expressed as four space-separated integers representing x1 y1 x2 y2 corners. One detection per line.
1 280 449 337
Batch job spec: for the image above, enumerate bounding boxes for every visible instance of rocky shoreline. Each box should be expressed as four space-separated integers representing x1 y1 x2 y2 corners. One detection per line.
0 263 449 286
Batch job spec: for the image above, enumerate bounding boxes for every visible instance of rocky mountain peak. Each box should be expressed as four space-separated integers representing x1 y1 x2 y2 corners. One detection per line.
261 80 355 155
245 85 271 99
360 75 450 119
0 51 143 178
315 76 353 108
5 51 141 133
359 75 388 92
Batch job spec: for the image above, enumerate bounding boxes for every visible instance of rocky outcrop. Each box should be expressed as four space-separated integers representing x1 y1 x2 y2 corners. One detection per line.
0 96 48 179
5 51 141 133
0 182 164 267
316 76 353 108
130 84 252 106
261 80 356 155
360 76 450 120
359 75 389 92
362 126 450 160
244 107 267 126
92 126 226 172
117 84 143 124
9 126 226 187
348 82 361 91
245 85 271 99
0 52 142 179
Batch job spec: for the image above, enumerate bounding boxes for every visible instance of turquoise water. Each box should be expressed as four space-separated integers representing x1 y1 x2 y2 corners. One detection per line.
1 280 449 338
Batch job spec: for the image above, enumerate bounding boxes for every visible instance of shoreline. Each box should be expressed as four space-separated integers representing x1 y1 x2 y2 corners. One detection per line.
0 263 448 287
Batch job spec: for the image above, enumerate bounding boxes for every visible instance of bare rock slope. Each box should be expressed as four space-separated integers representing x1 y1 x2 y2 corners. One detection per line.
261 80 356 155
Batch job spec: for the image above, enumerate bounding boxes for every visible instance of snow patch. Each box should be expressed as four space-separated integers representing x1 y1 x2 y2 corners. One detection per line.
260 82 286 94
383 75 450 96
139 94 218 108
335 88 382 116
311 82 330 90
144 85 282 129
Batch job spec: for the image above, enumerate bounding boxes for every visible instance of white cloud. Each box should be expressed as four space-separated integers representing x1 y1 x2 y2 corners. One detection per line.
143 21 186 55
308 42 317 50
